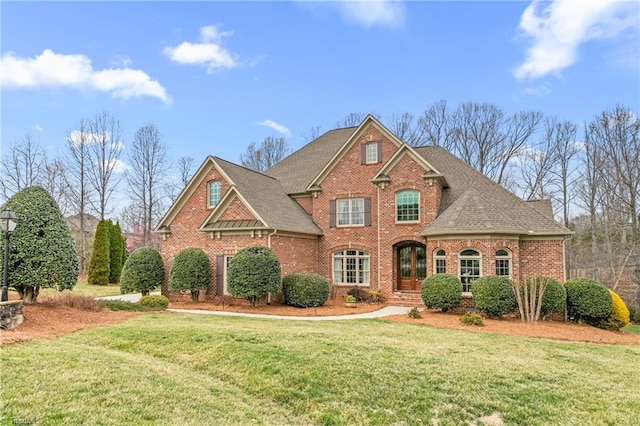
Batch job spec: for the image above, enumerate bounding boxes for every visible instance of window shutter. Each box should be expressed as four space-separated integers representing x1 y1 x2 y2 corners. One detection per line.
216 255 224 295
329 200 336 227
360 144 366 164
377 141 383 163
364 198 371 226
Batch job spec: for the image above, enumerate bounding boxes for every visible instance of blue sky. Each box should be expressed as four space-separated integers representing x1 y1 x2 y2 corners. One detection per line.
2 0 639 172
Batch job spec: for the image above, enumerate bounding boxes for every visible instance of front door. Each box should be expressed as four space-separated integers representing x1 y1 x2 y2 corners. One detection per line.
396 243 426 291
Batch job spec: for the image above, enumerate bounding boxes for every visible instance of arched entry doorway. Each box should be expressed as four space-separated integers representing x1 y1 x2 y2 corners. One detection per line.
395 241 426 291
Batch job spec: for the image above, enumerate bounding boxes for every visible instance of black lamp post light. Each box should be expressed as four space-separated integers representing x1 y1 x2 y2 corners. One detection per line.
1 209 19 302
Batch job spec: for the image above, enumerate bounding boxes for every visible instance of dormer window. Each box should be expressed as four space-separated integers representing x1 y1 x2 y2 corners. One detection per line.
208 181 221 208
361 141 382 164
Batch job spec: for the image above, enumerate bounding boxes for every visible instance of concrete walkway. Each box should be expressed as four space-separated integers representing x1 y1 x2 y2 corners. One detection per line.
99 293 412 321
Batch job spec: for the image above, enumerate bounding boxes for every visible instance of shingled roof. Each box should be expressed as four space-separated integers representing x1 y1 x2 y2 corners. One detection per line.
265 127 357 194
211 158 322 235
413 146 571 236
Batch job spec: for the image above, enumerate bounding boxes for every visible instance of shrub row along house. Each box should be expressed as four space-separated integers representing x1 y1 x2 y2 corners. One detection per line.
155 116 571 306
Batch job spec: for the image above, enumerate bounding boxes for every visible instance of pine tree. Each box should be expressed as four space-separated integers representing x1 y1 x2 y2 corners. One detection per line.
109 221 124 283
88 219 111 285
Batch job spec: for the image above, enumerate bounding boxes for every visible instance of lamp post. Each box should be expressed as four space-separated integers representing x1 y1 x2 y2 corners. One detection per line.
1 209 19 302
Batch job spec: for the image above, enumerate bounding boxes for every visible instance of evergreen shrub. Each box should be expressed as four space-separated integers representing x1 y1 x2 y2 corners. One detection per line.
471 275 517 318
599 290 630 331
420 273 462 312
109 221 124 283
120 247 165 296
138 295 169 310
282 273 329 308
88 219 111 285
565 278 612 325
227 246 281 307
169 247 212 301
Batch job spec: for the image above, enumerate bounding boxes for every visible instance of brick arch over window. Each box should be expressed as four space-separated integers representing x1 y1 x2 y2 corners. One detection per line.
495 248 512 277
433 248 446 274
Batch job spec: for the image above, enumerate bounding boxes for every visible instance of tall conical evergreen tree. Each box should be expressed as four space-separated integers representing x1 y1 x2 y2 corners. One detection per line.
88 219 111 285
109 221 124 283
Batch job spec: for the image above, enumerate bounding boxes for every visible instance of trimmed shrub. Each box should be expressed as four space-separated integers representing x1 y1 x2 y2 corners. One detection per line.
282 273 329 308
109 221 124 283
460 312 484 326
169 248 212 301
565 278 612 325
541 278 566 316
599 290 630 331
88 219 111 285
138 295 169 310
227 246 281 307
120 247 165 296
408 307 422 319
471 276 517 319
347 286 367 302
40 293 103 311
421 273 462 312
1 186 78 303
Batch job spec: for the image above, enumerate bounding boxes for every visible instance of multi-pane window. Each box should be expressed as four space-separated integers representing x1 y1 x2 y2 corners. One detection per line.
337 198 364 226
396 190 419 222
222 255 233 295
459 249 481 292
208 181 221 207
333 250 370 285
495 249 511 277
366 142 378 164
434 249 446 274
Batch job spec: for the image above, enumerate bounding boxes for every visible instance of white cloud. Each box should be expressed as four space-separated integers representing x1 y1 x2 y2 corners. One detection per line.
514 0 639 80
335 1 406 29
108 159 129 174
258 120 291 137
33 125 44 132
0 49 170 103
163 25 239 73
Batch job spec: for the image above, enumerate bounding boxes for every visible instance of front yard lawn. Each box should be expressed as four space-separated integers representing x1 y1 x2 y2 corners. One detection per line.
1 314 639 425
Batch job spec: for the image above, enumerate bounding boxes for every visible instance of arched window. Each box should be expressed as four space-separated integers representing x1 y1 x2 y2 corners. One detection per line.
495 249 511 277
396 190 419 222
434 249 446 274
333 250 370 286
459 249 481 292
208 181 221 207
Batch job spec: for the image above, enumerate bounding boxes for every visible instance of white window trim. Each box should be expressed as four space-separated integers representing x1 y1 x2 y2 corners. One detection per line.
336 198 365 228
395 190 421 224
433 249 446 275
495 249 512 278
208 181 221 208
332 250 370 286
459 249 482 295
365 142 378 164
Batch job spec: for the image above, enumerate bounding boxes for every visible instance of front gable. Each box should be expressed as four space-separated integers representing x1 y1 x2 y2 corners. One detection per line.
306 115 404 192
371 144 448 190
155 156 234 232
199 187 267 234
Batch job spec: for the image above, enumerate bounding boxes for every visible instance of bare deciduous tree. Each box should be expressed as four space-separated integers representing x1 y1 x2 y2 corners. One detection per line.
389 112 428 146
418 100 455 150
86 111 125 219
127 123 169 246
0 132 46 200
240 137 290 173
177 156 195 187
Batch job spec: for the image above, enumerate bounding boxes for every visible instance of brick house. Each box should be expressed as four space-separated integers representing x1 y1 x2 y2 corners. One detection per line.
155 116 571 306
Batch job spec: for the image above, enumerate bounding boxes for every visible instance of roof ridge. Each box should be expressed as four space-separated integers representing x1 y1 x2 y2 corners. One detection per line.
213 156 280 182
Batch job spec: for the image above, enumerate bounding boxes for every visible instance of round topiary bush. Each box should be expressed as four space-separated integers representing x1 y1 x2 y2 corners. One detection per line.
599 290 630 331
138 295 169 310
471 275 517 319
169 247 212 301
120 247 165 296
540 277 566 316
282 273 329 308
565 278 612 325
421 273 462 312
227 246 281 307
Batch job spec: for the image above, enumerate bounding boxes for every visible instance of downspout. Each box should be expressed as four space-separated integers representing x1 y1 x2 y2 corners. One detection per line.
377 185 381 291
267 229 278 305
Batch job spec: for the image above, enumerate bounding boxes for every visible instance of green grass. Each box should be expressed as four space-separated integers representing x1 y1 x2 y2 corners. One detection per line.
1 315 639 425
623 323 640 335
38 277 122 298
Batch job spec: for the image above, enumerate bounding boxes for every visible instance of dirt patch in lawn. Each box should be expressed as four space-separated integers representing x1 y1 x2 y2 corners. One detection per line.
2 296 638 346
